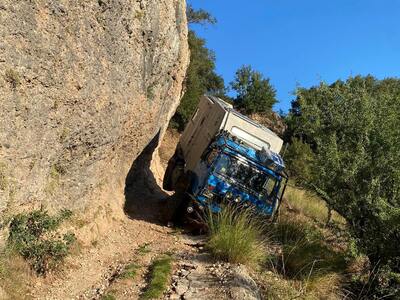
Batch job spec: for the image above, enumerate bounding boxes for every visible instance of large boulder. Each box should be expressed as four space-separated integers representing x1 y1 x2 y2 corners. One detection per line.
0 0 189 213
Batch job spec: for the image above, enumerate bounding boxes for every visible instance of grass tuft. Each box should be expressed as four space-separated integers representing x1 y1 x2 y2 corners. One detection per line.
137 243 151 256
140 255 173 299
285 186 346 225
206 205 266 266
120 262 139 279
268 215 347 279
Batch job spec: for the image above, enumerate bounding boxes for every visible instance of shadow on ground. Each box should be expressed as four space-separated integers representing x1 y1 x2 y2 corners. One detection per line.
124 131 180 225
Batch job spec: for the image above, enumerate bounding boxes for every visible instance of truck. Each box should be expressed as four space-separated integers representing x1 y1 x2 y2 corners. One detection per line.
164 95 288 220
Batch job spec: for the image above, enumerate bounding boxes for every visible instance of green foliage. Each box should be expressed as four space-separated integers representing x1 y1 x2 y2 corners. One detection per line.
187 4 216 25
284 138 316 182
206 205 265 265
286 75 400 297
171 5 225 131
231 65 277 114
7 209 75 275
171 30 226 131
140 255 173 299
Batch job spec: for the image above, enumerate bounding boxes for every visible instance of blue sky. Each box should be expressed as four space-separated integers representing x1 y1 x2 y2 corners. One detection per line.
189 0 400 112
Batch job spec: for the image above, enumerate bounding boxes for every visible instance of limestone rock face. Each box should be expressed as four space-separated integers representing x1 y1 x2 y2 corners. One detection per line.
0 0 189 212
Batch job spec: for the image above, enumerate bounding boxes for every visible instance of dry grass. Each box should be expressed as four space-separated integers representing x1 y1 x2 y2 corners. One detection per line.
260 271 344 300
206 205 266 266
0 249 34 299
284 186 346 225
258 187 353 300
0 162 7 191
268 214 347 280
306 273 344 299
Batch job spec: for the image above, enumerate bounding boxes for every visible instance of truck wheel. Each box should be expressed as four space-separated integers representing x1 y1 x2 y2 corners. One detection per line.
171 192 190 226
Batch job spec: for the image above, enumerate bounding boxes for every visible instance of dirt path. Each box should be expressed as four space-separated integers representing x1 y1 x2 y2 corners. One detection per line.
31 217 187 299
30 132 183 299
30 130 260 300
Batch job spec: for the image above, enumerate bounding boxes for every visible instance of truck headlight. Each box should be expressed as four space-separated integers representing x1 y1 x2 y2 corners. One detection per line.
225 191 233 200
234 195 241 203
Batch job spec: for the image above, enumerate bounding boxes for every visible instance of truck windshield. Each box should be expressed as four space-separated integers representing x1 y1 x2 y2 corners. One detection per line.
213 153 276 194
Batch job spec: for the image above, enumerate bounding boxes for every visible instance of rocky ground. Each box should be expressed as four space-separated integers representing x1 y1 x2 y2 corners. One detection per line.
165 247 261 300
6 130 261 300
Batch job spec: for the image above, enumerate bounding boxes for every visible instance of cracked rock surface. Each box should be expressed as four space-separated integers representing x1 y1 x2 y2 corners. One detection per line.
0 0 189 214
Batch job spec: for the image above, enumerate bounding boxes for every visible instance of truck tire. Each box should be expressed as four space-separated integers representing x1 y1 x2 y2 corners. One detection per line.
170 192 190 226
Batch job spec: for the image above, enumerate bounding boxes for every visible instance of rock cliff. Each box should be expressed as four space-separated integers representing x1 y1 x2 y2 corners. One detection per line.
0 0 189 214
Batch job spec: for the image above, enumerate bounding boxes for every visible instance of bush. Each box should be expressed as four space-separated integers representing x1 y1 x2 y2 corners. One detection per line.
285 76 400 295
7 209 76 275
206 205 265 265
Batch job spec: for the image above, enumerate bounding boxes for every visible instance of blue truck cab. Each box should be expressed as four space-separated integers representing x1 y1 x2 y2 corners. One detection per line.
164 96 288 219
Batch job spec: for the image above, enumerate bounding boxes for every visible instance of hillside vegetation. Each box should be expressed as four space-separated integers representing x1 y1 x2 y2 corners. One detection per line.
285 76 400 298
173 4 399 297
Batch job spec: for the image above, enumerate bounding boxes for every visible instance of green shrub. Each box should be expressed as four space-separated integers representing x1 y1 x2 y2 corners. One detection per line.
206 205 265 265
141 255 173 299
7 209 75 275
285 76 400 295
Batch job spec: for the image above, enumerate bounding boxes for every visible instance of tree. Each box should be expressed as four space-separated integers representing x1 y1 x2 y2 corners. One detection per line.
171 5 226 131
187 4 216 25
230 65 277 114
286 75 400 297
284 137 316 182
